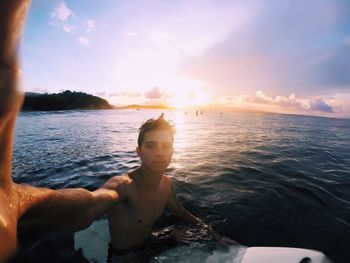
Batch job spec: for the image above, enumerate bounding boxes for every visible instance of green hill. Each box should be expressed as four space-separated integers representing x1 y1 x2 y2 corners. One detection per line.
22 90 113 111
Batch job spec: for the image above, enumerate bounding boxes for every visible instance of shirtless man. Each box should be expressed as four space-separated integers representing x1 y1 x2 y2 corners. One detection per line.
0 1 117 262
1 2 232 262
102 117 233 261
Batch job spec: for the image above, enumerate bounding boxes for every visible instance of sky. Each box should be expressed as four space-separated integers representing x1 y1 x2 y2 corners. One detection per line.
21 0 350 118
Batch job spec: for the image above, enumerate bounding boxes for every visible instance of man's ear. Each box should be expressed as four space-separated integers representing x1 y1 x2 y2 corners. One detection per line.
136 147 141 157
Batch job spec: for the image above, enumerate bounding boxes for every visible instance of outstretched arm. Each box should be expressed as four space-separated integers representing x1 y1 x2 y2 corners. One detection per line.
0 0 30 186
17 175 126 232
0 1 122 261
17 184 119 232
0 1 31 261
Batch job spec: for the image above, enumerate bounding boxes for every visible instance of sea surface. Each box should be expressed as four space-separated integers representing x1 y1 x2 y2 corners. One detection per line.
10 109 350 263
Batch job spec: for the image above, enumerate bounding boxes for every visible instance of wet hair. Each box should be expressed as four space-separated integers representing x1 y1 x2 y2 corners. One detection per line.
137 115 175 148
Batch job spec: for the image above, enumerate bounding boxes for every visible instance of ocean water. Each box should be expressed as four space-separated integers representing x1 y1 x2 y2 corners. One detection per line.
11 109 350 263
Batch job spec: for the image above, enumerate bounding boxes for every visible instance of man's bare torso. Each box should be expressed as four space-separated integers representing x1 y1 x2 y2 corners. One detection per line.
107 171 172 250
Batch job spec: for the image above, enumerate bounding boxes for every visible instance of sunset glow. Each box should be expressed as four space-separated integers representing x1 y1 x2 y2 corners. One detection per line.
22 0 350 118
168 85 211 109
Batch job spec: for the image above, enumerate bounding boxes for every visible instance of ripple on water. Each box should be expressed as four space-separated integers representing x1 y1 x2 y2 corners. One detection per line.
12 110 350 263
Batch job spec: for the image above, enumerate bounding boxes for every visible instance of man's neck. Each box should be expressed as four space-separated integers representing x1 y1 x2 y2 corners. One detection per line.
134 166 163 190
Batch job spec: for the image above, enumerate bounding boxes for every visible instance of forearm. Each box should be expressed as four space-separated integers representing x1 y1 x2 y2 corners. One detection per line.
179 209 236 245
0 2 31 261
18 186 93 231
0 0 30 116
17 184 118 232
168 182 205 225
176 208 203 225
0 0 30 64
17 185 109 232
0 0 29 185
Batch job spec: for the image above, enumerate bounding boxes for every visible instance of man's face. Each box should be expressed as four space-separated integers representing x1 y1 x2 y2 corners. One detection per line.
137 129 174 173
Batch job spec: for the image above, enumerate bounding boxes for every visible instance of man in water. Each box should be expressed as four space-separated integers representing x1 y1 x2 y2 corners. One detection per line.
0 1 118 262
1 1 233 262
102 117 233 261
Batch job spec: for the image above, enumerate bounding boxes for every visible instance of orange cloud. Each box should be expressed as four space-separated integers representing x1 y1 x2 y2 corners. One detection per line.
218 91 339 116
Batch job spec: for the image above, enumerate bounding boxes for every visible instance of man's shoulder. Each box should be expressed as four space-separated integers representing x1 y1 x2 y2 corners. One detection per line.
161 175 174 194
163 175 173 185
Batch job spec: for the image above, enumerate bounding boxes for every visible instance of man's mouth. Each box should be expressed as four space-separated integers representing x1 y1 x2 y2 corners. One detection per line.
153 161 166 165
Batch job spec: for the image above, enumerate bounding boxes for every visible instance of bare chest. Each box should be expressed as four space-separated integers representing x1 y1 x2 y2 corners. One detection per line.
131 193 166 226
109 187 170 230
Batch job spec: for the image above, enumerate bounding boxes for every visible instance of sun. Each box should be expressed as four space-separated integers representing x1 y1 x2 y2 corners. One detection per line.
169 90 211 109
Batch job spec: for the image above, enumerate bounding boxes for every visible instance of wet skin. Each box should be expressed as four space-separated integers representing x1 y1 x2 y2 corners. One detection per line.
0 95 118 261
0 1 117 261
0 2 199 260
0 2 234 261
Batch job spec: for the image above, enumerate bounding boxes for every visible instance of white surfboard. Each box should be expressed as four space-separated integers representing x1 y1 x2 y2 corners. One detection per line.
239 247 332 263
74 220 333 263
74 219 110 262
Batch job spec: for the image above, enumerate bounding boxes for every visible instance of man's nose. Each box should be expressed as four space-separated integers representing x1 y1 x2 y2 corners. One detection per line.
155 146 165 156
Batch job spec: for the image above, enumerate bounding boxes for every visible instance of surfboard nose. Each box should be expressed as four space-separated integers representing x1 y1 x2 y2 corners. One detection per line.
239 247 332 263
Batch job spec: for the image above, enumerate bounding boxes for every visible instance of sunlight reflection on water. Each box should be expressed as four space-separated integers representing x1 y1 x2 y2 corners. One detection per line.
13 109 350 263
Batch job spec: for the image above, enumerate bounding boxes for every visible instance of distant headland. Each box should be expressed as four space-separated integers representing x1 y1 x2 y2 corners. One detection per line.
22 90 113 111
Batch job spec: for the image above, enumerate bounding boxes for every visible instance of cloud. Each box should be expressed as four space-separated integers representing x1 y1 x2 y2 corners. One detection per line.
51 2 73 21
50 2 75 33
78 21 95 47
78 36 90 46
309 98 333 113
145 87 162 99
181 0 350 97
236 91 334 114
86 20 95 33
109 92 141 98
95 92 106 97
76 20 97 45
62 24 73 33
50 3 96 41
238 91 302 109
